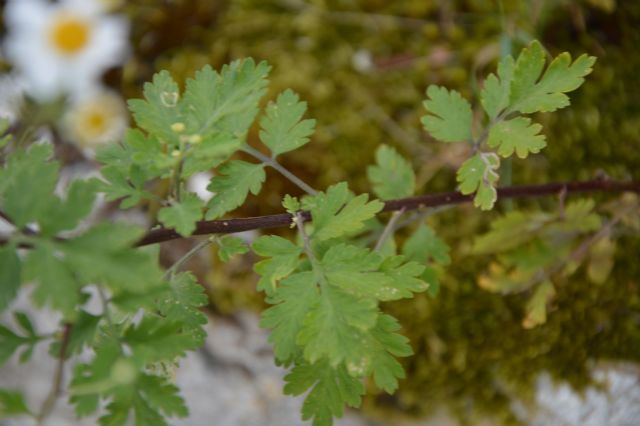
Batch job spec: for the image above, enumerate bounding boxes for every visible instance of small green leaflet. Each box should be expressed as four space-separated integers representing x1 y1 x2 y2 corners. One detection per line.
0 324 33 365
456 152 500 210
297 285 377 366
182 59 270 136
260 89 316 158
321 244 428 301
367 144 416 200
123 315 201 364
71 343 188 425
508 40 596 114
310 182 383 241
284 360 364 426
156 272 208 336
23 243 81 319
62 223 163 293
367 314 413 393
128 70 183 147
402 224 451 265
1 144 59 228
0 389 32 417
217 235 249 262
252 235 302 293
421 85 473 143
0 245 20 312
96 131 165 209
37 178 99 237
157 192 203 236
282 194 301 214
260 271 318 365
205 161 266 219
488 117 546 159
481 56 515 119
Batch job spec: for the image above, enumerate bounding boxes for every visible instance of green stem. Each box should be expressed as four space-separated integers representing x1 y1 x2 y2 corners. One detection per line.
163 236 217 280
374 208 405 252
242 144 318 196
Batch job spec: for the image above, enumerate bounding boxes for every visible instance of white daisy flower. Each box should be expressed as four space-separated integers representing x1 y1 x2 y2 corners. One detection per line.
3 0 129 101
62 89 127 152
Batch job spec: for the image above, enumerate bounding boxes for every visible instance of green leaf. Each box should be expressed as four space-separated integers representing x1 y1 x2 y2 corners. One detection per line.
205 161 266 219
321 244 426 302
96 132 164 209
2 144 58 228
128 70 183 146
156 272 208 333
367 145 416 200
136 374 189 418
252 235 302 293
38 178 99 236
297 285 378 366
509 40 596 114
522 280 556 329
456 153 500 210
367 314 413 393
261 271 318 365
377 256 429 301
183 59 271 136
0 244 20 312
481 55 515 119
63 311 101 356
284 360 364 426
260 89 316 157
124 316 200 364
0 325 30 365
157 192 203 236
62 224 163 293
421 85 473 143
311 183 383 241
217 235 249 262
23 243 80 319
488 117 546 159
282 194 301 214
472 210 552 254
402 224 450 265
0 389 32 417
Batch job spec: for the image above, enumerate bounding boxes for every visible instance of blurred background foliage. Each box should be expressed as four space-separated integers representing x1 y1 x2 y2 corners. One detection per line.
6 0 640 424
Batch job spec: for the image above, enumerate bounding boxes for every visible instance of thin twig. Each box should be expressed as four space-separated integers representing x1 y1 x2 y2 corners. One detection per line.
1 179 638 248
163 236 217 280
374 208 405 252
134 178 640 246
36 323 73 426
242 144 318 196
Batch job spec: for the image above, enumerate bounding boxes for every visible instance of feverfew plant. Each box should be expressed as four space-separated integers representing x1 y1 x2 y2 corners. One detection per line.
0 40 637 426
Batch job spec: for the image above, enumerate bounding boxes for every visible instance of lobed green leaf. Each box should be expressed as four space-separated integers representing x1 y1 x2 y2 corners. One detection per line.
421 85 473 143
260 89 316 157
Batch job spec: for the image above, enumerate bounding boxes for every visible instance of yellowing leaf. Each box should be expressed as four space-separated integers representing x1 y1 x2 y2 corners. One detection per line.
522 280 556 329
456 153 500 210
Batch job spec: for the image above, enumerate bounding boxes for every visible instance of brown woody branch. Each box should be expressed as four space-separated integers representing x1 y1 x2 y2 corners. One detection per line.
135 179 640 246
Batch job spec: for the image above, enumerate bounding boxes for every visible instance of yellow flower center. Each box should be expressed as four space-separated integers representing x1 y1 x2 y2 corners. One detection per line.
85 111 107 135
48 14 91 55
